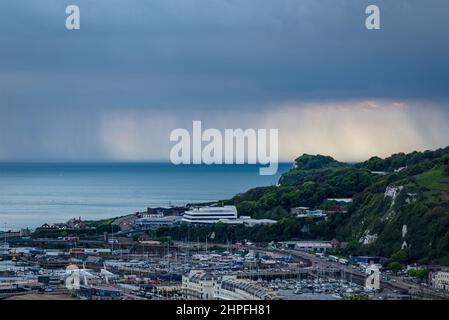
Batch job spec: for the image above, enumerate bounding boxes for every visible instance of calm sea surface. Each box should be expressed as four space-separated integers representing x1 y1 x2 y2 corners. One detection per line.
0 163 290 229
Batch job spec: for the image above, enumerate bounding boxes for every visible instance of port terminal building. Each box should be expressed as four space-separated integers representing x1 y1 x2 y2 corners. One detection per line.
181 206 276 226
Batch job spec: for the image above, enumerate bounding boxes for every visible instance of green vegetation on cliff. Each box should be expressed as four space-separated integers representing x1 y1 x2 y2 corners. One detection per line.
159 147 449 266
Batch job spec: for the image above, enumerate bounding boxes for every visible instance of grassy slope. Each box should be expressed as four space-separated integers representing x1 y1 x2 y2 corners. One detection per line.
416 166 449 192
338 161 449 265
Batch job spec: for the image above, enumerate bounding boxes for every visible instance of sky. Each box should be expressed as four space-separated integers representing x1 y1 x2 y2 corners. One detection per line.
0 0 448 163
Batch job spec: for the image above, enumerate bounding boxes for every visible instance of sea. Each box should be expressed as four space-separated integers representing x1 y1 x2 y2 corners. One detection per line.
0 163 291 229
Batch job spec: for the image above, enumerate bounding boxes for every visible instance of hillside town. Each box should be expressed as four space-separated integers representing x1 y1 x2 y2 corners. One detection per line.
1 205 449 300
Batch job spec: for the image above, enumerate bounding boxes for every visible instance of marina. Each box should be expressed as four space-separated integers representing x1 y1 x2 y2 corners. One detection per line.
0 239 434 301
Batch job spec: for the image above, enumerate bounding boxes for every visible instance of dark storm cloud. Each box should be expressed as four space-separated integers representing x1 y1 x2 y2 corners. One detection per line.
0 0 448 161
1 0 448 109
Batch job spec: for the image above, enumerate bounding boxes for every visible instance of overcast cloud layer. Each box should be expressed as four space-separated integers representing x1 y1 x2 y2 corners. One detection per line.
0 0 448 162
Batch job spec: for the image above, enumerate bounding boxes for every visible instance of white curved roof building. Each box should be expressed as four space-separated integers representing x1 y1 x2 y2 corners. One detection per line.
182 206 238 224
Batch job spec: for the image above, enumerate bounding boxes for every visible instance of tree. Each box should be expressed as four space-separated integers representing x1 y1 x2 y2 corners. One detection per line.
408 268 429 281
236 201 259 217
386 261 404 274
443 164 449 176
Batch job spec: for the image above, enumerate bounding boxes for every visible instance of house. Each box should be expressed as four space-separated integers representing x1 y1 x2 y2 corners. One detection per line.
290 207 327 218
431 268 449 291
182 270 215 300
182 270 275 300
40 223 59 229
290 207 310 215
297 209 326 218
39 223 67 230
66 217 93 230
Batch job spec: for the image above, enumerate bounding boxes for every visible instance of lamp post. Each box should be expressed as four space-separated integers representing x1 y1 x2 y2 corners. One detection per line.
3 222 7 246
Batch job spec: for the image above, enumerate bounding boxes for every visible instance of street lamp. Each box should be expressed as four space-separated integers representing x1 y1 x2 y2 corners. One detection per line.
3 222 7 246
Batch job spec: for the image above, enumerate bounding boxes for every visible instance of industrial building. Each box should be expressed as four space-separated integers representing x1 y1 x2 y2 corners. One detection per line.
280 241 333 253
135 214 182 228
350 256 385 265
